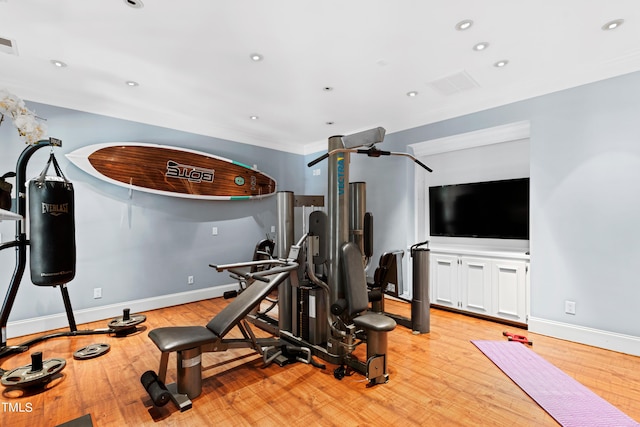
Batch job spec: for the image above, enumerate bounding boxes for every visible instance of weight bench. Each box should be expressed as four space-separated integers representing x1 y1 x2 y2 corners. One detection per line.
142 257 299 411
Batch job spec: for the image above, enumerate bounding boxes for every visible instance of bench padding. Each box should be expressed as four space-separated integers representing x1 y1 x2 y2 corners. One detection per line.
149 326 217 353
206 279 280 337
341 242 397 332
354 313 396 332
340 242 370 316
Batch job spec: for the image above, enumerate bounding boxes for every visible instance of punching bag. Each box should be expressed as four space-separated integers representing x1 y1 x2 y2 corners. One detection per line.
29 152 76 286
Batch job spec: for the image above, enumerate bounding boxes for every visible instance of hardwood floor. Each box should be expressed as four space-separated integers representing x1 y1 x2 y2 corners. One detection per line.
1 297 638 427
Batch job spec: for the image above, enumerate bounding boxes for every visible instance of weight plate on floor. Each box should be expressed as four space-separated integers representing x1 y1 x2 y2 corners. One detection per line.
107 313 146 330
1 358 66 388
73 343 110 360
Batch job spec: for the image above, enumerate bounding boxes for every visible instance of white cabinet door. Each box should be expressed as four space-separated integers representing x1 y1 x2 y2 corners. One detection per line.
492 260 527 322
460 257 492 315
430 254 459 309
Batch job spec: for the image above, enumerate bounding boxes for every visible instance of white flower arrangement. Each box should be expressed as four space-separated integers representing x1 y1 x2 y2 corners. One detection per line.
0 89 47 145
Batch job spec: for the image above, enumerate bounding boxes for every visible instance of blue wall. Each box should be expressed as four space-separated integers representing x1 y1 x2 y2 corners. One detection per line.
2 70 639 349
527 74 640 336
353 71 640 342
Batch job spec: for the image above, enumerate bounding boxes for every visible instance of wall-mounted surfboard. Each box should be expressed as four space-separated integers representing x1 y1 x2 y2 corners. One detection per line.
65 142 277 200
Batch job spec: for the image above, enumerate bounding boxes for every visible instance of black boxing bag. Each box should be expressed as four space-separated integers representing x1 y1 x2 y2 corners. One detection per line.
29 153 76 286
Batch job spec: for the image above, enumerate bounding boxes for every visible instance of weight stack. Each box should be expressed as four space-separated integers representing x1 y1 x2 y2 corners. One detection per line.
297 286 327 345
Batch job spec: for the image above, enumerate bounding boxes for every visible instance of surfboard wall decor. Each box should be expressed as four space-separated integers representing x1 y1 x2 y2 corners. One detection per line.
65 143 277 200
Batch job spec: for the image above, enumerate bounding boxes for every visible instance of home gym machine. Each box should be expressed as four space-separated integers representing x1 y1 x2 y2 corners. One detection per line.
259 127 434 379
305 127 434 336
141 127 433 413
251 127 434 368
0 138 145 388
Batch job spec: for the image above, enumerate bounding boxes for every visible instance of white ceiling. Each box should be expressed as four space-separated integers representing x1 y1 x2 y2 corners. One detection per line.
1 0 640 154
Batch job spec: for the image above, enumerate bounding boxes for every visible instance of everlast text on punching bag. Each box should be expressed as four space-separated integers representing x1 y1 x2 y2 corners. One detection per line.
28 153 76 286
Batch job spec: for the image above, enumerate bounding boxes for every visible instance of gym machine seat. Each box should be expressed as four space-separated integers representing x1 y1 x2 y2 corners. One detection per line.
338 242 396 384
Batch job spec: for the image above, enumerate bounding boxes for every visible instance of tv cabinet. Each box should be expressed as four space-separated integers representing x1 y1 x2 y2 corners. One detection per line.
429 247 529 326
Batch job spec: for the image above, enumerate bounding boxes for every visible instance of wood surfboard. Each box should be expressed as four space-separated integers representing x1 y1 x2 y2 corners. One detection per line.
66 143 277 200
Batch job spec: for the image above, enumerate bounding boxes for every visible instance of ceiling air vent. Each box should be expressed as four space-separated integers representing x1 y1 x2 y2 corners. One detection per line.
428 70 479 96
0 37 17 55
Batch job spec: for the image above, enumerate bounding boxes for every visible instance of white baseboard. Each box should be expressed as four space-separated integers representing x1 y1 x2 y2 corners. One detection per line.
528 316 640 357
6 284 238 339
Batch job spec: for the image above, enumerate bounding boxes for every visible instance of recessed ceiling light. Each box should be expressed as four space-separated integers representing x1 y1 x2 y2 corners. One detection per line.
250 53 263 62
494 60 509 68
50 59 67 68
473 42 489 51
455 20 474 31
123 0 144 8
325 121 334 125
250 115 259 120
406 91 418 97
125 80 139 87
602 19 624 31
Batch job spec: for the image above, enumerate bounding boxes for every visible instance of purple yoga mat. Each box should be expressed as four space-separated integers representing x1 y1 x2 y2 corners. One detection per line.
471 340 639 427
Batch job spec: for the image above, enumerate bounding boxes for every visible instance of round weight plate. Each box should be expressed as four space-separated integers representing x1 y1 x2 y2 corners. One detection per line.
107 313 146 330
1 358 66 388
73 343 110 360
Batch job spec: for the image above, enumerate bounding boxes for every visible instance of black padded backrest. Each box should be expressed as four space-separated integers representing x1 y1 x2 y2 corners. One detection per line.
363 212 373 258
373 252 395 287
207 270 289 337
340 242 369 317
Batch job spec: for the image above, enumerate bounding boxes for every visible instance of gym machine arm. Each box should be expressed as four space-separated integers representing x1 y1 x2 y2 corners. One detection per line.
307 145 433 172
210 233 308 280
211 260 291 283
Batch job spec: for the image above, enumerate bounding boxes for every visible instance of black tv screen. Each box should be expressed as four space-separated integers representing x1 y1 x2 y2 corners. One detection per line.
429 178 529 240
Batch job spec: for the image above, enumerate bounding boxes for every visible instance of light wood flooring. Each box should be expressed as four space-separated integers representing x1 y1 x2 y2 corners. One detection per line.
1 297 638 427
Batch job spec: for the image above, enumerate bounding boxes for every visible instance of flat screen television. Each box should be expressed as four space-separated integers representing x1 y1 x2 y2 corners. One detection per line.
429 178 529 240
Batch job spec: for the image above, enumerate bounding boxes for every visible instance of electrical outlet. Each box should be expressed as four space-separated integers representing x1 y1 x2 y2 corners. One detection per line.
271 225 276 233
93 288 102 299
565 300 576 315
212 227 218 236
188 275 194 285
